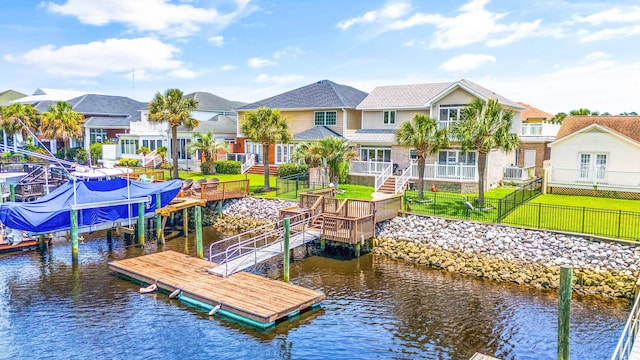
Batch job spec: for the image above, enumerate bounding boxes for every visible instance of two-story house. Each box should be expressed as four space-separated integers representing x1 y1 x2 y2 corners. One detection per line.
352 79 524 193
235 80 368 170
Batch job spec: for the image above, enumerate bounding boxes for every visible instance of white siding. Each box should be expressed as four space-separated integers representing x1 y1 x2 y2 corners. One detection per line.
361 109 430 129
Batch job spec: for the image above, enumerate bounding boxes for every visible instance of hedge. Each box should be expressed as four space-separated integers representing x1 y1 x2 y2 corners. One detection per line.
214 160 241 174
278 163 309 178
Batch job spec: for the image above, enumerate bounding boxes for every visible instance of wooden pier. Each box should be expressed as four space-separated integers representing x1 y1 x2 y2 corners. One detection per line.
109 251 325 329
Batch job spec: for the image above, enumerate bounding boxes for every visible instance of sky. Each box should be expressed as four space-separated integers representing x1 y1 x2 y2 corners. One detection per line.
1 0 640 114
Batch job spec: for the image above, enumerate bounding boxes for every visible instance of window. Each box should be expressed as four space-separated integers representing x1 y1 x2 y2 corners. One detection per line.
314 111 337 126
275 144 296 164
177 138 191 160
579 153 607 181
90 128 107 144
383 110 396 125
120 139 138 155
142 139 162 151
438 150 476 165
409 149 417 160
438 105 464 129
360 147 391 163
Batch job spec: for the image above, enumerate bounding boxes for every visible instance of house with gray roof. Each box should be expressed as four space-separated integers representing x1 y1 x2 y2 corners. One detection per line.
235 79 368 166
0 90 26 106
352 79 525 193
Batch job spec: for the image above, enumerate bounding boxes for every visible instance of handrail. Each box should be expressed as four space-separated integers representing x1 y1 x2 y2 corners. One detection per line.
395 165 412 194
241 153 255 174
374 162 393 192
611 289 640 359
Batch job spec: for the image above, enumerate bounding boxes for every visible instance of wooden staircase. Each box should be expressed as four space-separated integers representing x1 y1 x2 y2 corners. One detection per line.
246 164 279 176
378 176 396 194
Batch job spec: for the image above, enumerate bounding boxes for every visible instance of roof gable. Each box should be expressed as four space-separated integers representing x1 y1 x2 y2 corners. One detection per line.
184 92 246 112
551 116 640 147
517 102 554 120
67 94 147 120
0 90 26 105
237 80 368 110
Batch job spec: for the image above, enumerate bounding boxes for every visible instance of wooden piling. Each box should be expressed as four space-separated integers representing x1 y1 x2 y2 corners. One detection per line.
138 202 145 246
155 193 162 244
283 218 290 283
183 208 189 235
195 206 203 259
320 238 325 251
106 229 112 241
558 265 573 360
9 184 15 202
355 243 361 257
70 209 78 261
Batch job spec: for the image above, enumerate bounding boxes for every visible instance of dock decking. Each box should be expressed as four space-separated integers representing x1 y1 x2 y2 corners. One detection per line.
109 251 325 329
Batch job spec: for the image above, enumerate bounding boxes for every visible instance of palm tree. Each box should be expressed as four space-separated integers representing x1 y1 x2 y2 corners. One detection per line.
0 103 39 149
291 142 322 168
40 101 85 156
148 88 199 179
395 114 449 199
452 98 520 205
312 137 358 186
241 107 291 190
187 131 230 175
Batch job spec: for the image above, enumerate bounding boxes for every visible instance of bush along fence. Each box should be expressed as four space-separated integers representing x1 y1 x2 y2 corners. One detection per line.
275 173 327 199
403 177 640 241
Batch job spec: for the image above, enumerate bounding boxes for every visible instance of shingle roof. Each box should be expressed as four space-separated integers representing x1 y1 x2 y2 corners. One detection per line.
177 114 237 134
84 116 132 128
555 116 640 143
67 94 147 120
237 80 368 110
347 129 396 144
13 88 89 104
292 126 342 141
184 92 246 112
357 79 521 109
0 90 26 106
517 102 554 121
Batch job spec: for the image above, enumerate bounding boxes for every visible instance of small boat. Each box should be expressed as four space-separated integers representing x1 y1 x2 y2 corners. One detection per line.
0 223 46 255
139 283 157 294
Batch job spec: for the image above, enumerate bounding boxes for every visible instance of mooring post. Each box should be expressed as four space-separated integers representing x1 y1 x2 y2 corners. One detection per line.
70 209 79 262
195 206 203 259
217 200 223 215
283 218 290 283
138 202 145 246
183 208 189 235
558 265 573 360
155 193 162 244
9 184 15 202
320 238 326 251
38 234 45 248
106 229 112 241
0 184 3 204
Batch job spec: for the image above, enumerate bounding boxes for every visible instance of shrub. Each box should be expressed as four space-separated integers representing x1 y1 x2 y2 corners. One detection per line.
278 163 309 178
200 161 214 175
214 160 241 174
73 148 88 164
160 162 172 170
90 143 103 164
116 158 139 167
55 148 66 160
337 161 350 184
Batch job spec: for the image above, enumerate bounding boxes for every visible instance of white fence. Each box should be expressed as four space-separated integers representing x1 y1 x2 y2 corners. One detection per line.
350 161 392 175
409 161 477 181
548 167 640 190
374 163 393 192
503 166 534 182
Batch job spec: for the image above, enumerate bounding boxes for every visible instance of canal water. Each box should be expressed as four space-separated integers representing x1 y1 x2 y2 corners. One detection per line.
0 229 630 360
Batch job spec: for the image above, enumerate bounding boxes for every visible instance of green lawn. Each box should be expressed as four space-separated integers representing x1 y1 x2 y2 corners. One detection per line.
529 194 640 211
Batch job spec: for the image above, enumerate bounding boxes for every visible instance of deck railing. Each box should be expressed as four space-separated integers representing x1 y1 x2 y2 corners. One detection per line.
410 161 477 181
350 161 392 175
200 179 250 201
322 214 375 244
395 166 412 193
503 166 534 182
241 154 255 174
374 163 393 192
611 285 640 359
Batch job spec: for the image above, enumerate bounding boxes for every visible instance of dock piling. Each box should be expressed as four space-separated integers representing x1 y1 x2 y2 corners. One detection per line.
138 202 145 246
283 218 290 283
70 209 78 262
196 206 203 259
155 193 162 244
183 208 189 235
9 184 15 202
558 265 573 360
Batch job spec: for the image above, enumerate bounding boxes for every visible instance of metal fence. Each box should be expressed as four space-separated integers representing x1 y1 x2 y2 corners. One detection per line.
497 177 542 221
275 173 326 199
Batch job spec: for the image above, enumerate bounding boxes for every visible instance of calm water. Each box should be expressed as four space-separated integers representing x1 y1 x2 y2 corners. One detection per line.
0 229 630 360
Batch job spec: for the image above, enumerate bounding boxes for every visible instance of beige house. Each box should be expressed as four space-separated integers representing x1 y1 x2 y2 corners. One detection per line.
547 116 640 198
351 79 525 193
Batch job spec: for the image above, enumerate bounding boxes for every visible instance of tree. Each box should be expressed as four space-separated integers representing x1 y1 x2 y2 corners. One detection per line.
452 98 520 205
240 107 290 190
0 103 38 148
311 137 358 186
569 108 599 116
40 101 85 156
395 114 449 199
291 142 322 168
187 131 230 175
148 88 199 179
551 112 567 124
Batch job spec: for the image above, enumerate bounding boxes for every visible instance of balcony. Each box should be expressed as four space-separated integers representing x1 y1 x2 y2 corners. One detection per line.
129 121 169 134
520 122 560 138
503 166 535 183
409 161 477 181
547 167 640 192
350 161 392 175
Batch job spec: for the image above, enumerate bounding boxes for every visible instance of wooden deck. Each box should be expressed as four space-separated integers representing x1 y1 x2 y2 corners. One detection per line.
109 250 325 329
156 197 207 217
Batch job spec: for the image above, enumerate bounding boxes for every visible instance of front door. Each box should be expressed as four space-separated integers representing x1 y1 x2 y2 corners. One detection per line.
579 153 607 181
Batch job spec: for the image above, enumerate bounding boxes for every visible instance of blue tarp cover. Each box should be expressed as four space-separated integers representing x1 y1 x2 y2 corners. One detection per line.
0 178 182 233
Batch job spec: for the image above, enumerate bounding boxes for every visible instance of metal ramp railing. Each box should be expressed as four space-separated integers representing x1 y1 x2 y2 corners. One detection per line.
612 288 640 359
208 214 322 277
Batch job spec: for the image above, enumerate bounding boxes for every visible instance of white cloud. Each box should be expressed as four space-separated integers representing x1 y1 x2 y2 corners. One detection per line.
221 64 236 71
247 57 276 68
273 46 304 59
44 0 256 38
5 37 183 77
208 35 224 46
168 68 200 79
584 52 610 62
256 74 304 84
439 53 496 72
403 39 426 47
337 1 412 30
573 6 640 25
578 24 640 43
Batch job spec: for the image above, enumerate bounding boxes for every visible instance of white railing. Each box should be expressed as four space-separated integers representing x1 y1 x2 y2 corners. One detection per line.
141 150 162 168
129 121 169 133
409 161 477 181
350 161 392 175
611 289 640 359
374 163 393 192
241 154 255 174
548 167 640 189
521 122 561 137
395 165 412 194
503 166 534 182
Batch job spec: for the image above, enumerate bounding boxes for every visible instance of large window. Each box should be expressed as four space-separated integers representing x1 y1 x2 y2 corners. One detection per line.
121 139 138 155
177 138 191 160
275 144 295 164
142 139 162 151
579 153 607 181
360 147 391 163
438 150 476 165
90 128 107 144
438 105 464 129
314 111 337 126
383 110 396 125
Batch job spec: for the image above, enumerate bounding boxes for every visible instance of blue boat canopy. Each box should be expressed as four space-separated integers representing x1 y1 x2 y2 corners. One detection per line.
0 178 182 233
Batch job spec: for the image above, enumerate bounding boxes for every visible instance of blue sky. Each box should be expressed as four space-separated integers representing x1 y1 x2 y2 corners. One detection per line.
1 0 639 114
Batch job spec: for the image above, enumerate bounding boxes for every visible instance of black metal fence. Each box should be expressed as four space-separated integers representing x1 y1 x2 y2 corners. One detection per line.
497 177 543 221
275 173 327 199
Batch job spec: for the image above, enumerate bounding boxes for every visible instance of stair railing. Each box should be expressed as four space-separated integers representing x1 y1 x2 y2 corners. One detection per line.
395 166 412 194
374 162 393 192
241 153 256 174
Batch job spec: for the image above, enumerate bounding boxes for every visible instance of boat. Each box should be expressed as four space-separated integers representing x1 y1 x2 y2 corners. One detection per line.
0 223 49 255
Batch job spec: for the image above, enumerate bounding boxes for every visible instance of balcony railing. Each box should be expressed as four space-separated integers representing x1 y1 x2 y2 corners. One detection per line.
520 122 561 137
129 121 169 133
503 166 534 182
409 161 477 181
350 161 392 175
548 167 640 190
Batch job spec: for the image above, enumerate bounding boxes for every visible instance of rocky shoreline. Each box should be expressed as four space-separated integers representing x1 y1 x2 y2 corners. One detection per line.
212 198 640 299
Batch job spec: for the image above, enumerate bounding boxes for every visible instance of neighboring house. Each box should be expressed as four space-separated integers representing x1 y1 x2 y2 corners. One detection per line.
507 102 560 180
235 80 368 165
353 79 524 193
184 91 246 120
547 116 640 198
0 90 26 105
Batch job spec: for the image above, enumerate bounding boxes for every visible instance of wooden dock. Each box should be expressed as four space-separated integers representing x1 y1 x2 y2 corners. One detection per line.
109 251 325 329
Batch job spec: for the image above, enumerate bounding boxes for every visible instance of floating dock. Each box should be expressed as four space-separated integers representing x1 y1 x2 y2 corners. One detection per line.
109 251 325 329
